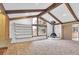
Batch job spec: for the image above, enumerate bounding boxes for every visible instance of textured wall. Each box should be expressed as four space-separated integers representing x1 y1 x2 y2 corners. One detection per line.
0 4 9 47
0 4 9 40
47 23 52 37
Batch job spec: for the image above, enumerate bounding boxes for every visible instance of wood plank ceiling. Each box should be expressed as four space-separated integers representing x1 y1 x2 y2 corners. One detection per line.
3 3 79 25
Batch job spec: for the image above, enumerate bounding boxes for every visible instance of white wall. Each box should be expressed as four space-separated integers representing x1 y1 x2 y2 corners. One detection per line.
47 23 62 38
55 25 62 38
10 18 32 25
47 23 52 37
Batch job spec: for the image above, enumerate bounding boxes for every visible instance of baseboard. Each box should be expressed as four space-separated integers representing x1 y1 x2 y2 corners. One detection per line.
0 47 8 55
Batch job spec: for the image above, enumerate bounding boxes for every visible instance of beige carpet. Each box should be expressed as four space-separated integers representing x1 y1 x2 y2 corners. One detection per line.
5 39 79 55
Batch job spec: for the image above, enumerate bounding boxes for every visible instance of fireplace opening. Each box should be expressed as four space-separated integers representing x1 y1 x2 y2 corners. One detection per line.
50 32 57 38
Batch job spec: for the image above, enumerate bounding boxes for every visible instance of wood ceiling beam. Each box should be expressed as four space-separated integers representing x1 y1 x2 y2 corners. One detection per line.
65 3 79 21
6 9 45 14
39 17 52 25
37 3 62 17
55 21 78 25
48 12 63 24
63 21 77 24
10 15 37 20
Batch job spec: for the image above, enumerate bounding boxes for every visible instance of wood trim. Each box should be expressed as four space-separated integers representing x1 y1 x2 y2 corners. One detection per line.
32 19 33 37
54 23 60 25
38 34 47 36
10 15 37 20
48 12 63 24
0 47 8 49
61 25 64 39
55 21 78 25
6 9 45 14
0 47 8 55
65 3 79 21
62 21 77 24
37 17 38 36
39 17 52 25
37 3 62 17
32 24 47 27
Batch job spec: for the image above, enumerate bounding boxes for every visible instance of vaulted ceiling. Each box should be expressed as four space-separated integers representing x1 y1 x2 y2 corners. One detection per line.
3 3 79 25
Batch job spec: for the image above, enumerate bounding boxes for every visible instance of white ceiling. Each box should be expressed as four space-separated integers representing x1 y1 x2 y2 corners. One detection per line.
3 3 52 10
8 12 41 18
50 4 75 23
70 3 79 19
41 13 59 23
3 3 79 24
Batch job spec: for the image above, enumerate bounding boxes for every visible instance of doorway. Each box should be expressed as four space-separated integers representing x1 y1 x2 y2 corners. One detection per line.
72 24 79 41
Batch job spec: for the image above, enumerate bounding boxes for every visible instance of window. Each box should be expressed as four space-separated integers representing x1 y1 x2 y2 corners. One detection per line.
32 17 47 36
38 18 47 25
32 26 37 36
72 27 78 32
38 26 47 35
32 17 37 24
